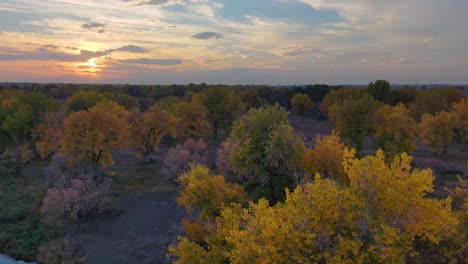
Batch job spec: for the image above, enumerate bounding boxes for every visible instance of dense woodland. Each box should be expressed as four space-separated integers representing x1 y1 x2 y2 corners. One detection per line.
0 81 466 263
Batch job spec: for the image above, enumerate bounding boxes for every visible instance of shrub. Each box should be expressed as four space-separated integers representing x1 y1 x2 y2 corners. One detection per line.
161 139 208 181
41 178 111 226
215 139 244 182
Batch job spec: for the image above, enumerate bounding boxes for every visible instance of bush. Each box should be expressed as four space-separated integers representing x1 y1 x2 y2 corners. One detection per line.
41 178 111 226
215 139 244 182
161 139 208 181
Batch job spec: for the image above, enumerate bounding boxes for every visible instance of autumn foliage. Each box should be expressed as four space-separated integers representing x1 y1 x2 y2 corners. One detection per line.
170 150 460 263
372 103 418 159
174 100 211 139
418 111 458 154
128 105 176 161
451 98 468 143
41 178 111 226
290 93 315 115
60 109 128 174
33 110 66 159
161 138 209 181
304 131 347 184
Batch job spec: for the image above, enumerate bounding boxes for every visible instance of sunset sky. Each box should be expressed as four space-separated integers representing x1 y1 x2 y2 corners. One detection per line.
1 0 467 85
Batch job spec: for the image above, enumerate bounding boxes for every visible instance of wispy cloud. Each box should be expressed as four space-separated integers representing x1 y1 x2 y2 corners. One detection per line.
0 0 466 83
191 31 224 40
120 58 182 65
81 22 106 30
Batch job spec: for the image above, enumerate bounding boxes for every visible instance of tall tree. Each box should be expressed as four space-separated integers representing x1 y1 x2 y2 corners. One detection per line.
451 98 468 143
33 110 66 159
320 88 366 117
290 93 315 115
171 151 460 263
328 95 381 153
304 131 348 185
196 86 245 138
229 104 306 203
60 109 128 178
128 105 176 162
409 87 464 120
65 90 106 112
174 100 211 139
367 79 390 102
418 111 458 154
372 103 418 160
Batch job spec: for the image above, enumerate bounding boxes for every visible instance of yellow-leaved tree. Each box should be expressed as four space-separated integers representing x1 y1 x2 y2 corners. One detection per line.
89 99 129 119
169 165 246 263
60 109 128 178
418 111 458 154
128 104 176 162
170 150 460 263
304 131 348 185
291 93 315 115
174 100 211 139
451 98 468 143
372 103 418 160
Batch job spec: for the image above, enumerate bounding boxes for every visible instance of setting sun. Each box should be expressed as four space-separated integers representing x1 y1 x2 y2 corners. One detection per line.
86 58 98 68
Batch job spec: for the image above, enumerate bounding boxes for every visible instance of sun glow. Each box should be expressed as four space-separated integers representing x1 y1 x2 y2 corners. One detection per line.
87 58 98 68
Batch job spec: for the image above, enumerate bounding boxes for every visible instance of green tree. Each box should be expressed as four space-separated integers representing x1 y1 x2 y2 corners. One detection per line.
65 90 106 112
196 86 245 138
329 95 381 153
229 104 306 203
367 79 390 102
320 88 366 117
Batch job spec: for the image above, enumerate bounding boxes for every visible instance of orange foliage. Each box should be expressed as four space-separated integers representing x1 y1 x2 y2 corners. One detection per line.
128 105 176 161
33 110 66 158
60 109 128 172
304 131 348 184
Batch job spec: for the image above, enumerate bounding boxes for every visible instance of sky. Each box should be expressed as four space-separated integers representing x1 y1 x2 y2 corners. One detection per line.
0 0 467 85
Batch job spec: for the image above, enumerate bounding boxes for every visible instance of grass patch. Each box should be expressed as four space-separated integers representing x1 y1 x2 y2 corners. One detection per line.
111 156 163 192
0 160 49 261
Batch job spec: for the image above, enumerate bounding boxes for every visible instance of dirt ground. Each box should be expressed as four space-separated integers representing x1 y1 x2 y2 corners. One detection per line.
77 189 185 264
